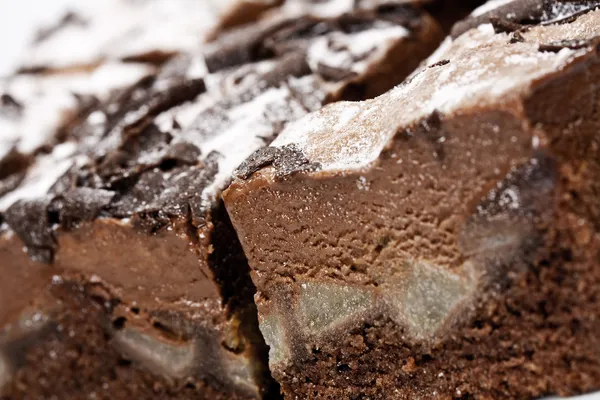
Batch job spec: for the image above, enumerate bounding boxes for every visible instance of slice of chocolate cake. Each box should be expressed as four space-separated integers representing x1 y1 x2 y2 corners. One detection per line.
0 2 442 399
223 2 600 398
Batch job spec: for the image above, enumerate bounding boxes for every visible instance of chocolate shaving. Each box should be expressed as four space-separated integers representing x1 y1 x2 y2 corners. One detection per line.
451 0 543 39
538 38 593 52
50 188 115 229
4 198 55 263
449 0 600 40
317 63 359 82
110 157 218 232
234 147 281 179
428 59 450 68
0 172 26 198
490 17 524 34
235 144 320 180
204 18 292 73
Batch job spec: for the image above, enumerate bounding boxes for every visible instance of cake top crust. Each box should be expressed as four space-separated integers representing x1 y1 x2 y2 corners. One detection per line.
251 4 600 176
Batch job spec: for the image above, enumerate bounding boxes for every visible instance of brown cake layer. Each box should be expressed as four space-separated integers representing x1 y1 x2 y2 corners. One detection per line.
223 2 600 398
0 1 444 398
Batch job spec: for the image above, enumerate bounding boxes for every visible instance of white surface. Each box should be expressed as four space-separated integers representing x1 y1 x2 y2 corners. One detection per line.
0 0 74 76
0 2 597 399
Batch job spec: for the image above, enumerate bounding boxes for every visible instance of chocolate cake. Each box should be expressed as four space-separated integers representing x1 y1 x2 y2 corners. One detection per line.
223 1 600 399
0 1 443 399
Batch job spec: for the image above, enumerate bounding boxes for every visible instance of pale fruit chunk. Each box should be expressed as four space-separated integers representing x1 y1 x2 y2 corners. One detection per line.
112 327 197 379
0 352 10 391
401 261 472 338
296 281 375 336
385 260 473 339
220 349 257 395
258 313 290 367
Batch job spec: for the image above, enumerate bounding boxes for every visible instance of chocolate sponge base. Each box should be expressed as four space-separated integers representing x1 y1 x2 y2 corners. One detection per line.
1 282 261 400
276 219 600 399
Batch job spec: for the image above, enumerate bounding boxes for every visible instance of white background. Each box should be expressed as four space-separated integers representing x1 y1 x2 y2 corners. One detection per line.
0 1 598 398
0 0 73 76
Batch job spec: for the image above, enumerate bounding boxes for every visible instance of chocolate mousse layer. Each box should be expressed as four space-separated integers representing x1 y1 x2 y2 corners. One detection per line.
0 1 443 398
224 2 600 398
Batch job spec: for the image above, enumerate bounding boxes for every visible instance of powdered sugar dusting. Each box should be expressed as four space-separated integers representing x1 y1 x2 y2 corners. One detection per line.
271 11 600 172
1 62 153 157
21 0 242 70
544 1 600 23
0 142 78 211
307 25 409 75
281 0 354 18
471 0 517 17
194 86 308 200
272 99 393 171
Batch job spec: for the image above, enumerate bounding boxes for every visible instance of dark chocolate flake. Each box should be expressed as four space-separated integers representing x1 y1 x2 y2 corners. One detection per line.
4 198 55 263
428 60 450 68
234 147 281 180
316 63 359 82
162 142 202 166
50 188 115 229
489 17 524 34
0 173 26 197
272 144 321 178
451 0 543 39
234 144 320 180
538 38 593 52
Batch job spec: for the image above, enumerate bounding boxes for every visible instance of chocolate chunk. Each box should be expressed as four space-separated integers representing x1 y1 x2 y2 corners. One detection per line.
162 141 202 165
110 158 217 231
489 16 524 33
119 78 206 136
0 173 25 198
451 0 543 39
539 38 595 52
3 198 54 262
453 0 600 40
234 147 281 180
50 188 115 229
260 51 312 87
317 63 359 82
204 19 291 73
271 144 321 178
235 144 321 180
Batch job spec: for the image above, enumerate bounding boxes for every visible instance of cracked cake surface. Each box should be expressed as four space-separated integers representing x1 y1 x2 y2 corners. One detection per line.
224 1 600 398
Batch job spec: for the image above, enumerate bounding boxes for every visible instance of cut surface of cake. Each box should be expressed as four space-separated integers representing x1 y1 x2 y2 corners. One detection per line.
223 1 600 398
0 0 443 398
